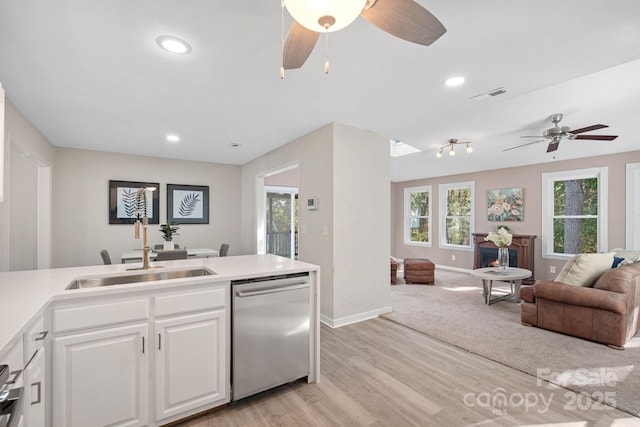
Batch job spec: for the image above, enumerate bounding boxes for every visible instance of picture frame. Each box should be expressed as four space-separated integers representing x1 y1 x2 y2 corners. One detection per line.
109 180 160 224
487 187 524 222
167 184 209 224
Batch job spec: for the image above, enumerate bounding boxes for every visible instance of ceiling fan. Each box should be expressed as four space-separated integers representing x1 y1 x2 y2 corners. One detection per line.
281 0 446 71
503 113 619 153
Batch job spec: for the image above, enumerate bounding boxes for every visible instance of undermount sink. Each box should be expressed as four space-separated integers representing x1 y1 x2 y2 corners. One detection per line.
66 267 216 290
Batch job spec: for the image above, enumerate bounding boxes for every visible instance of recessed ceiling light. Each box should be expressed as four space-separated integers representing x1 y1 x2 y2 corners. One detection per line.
166 134 180 143
156 36 192 54
445 76 465 87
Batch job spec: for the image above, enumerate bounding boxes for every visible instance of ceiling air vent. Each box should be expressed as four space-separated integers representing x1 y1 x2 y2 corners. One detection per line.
470 87 507 101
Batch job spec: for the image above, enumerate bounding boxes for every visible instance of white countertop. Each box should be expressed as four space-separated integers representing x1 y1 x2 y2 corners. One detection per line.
0 254 319 351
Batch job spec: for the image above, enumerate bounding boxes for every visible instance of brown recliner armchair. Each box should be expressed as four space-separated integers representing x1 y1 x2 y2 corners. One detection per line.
520 262 640 348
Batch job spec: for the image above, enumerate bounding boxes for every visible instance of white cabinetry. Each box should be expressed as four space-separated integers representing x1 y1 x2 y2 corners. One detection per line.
153 286 229 423
154 310 226 420
0 313 47 427
52 323 149 427
51 282 229 427
52 296 149 427
22 315 48 427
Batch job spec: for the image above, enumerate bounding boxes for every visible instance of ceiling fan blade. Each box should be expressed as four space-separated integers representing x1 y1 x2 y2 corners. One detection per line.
502 139 546 152
360 0 446 46
547 141 560 153
574 134 619 141
570 124 608 134
283 21 320 70
520 135 545 139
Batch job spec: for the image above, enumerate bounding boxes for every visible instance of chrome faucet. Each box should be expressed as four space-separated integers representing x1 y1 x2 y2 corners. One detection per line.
127 185 160 271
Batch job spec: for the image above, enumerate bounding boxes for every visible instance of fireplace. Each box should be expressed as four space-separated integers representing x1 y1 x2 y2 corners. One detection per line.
480 247 517 268
473 233 537 284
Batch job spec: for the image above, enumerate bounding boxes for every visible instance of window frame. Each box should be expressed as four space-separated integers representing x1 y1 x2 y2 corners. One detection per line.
541 167 608 260
438 181 475 251
403 185 432 247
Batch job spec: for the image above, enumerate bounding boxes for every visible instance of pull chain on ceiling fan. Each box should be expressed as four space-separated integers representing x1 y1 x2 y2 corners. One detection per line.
281 0 446 73
503 113 619 153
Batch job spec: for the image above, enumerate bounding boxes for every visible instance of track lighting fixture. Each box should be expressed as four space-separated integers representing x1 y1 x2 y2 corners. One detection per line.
436 139 472 158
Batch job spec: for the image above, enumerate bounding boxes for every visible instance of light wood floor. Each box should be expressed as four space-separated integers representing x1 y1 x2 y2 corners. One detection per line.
175 318 640 427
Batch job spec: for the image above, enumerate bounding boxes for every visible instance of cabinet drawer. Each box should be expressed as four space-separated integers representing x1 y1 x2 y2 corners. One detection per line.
53 298 149 333
24 315 46 364
155 287 226 317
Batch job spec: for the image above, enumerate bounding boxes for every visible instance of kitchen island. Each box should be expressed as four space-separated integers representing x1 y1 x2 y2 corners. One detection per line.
0 254 320 427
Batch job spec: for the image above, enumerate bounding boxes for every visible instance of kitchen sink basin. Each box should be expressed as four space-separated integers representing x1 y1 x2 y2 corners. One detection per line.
66 267 216 290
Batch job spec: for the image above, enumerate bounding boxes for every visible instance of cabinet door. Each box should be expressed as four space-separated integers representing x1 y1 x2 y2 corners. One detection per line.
154 310 227 421
52 323 148 427
23 348 45 427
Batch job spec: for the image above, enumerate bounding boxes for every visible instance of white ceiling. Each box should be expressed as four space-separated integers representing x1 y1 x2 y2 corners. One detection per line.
1 0 639 182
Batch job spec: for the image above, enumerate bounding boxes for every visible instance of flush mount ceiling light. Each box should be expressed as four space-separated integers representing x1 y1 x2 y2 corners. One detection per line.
444 76 465 87
436 139 472 158
156 36 192 54
166 134 180 143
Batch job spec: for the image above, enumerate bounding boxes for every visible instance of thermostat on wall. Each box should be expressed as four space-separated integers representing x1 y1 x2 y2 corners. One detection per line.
306 197 317 210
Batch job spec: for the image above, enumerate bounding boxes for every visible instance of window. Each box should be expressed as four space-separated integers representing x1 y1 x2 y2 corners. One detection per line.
439 181 474 249
541 167 608 259
404 186 432 246
626 163 640 249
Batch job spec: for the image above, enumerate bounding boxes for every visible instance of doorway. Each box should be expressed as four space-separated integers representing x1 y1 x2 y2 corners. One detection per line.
265 186 298 259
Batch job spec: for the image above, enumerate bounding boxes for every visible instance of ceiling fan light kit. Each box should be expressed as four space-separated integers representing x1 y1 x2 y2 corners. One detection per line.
281 0 446 73
285 0 367 33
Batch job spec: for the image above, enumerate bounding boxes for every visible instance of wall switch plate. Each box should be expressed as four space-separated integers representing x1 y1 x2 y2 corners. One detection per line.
300 224 307 234
322 225 328 236
451 255 456 261
550 266 556 274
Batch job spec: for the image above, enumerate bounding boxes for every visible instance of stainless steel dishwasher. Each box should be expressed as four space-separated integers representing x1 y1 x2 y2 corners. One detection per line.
231 272 310 401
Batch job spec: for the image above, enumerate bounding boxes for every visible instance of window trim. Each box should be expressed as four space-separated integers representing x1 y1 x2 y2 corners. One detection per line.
626 163 640 250
438 181 475 251
541 167 608 260
403 185 432 247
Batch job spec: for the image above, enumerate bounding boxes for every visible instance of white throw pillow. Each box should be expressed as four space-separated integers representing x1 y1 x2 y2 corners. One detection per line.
555 253 615 287
612 248 640 263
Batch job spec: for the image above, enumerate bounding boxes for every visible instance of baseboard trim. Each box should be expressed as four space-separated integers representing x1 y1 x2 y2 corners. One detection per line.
321 306 393 328
435 264 473 274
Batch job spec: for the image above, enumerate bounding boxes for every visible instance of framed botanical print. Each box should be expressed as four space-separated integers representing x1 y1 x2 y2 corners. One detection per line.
167 184 209 224
109 180 160 224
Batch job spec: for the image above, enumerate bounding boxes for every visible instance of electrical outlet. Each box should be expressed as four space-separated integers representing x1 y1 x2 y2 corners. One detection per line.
550 266 556 274
451 254 456 261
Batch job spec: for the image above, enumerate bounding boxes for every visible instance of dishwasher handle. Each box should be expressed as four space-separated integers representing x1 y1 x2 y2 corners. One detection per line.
236 282 309 298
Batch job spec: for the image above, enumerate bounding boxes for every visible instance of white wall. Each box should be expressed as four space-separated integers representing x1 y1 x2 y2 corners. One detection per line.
392 150 640 281
0 99 55 271
53 148 242 267
332 124 390 325
241 123 391 326
241 125 335 318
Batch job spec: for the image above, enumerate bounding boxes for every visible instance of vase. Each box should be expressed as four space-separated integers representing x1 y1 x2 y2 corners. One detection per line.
498 247 509 272
163 240 173 250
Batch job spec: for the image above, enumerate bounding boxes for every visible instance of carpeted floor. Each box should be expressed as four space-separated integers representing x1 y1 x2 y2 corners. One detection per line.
381 268 640 417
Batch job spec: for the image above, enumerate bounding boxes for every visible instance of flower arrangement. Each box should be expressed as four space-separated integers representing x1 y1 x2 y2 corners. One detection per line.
159 219 180 242
485 227 512 248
